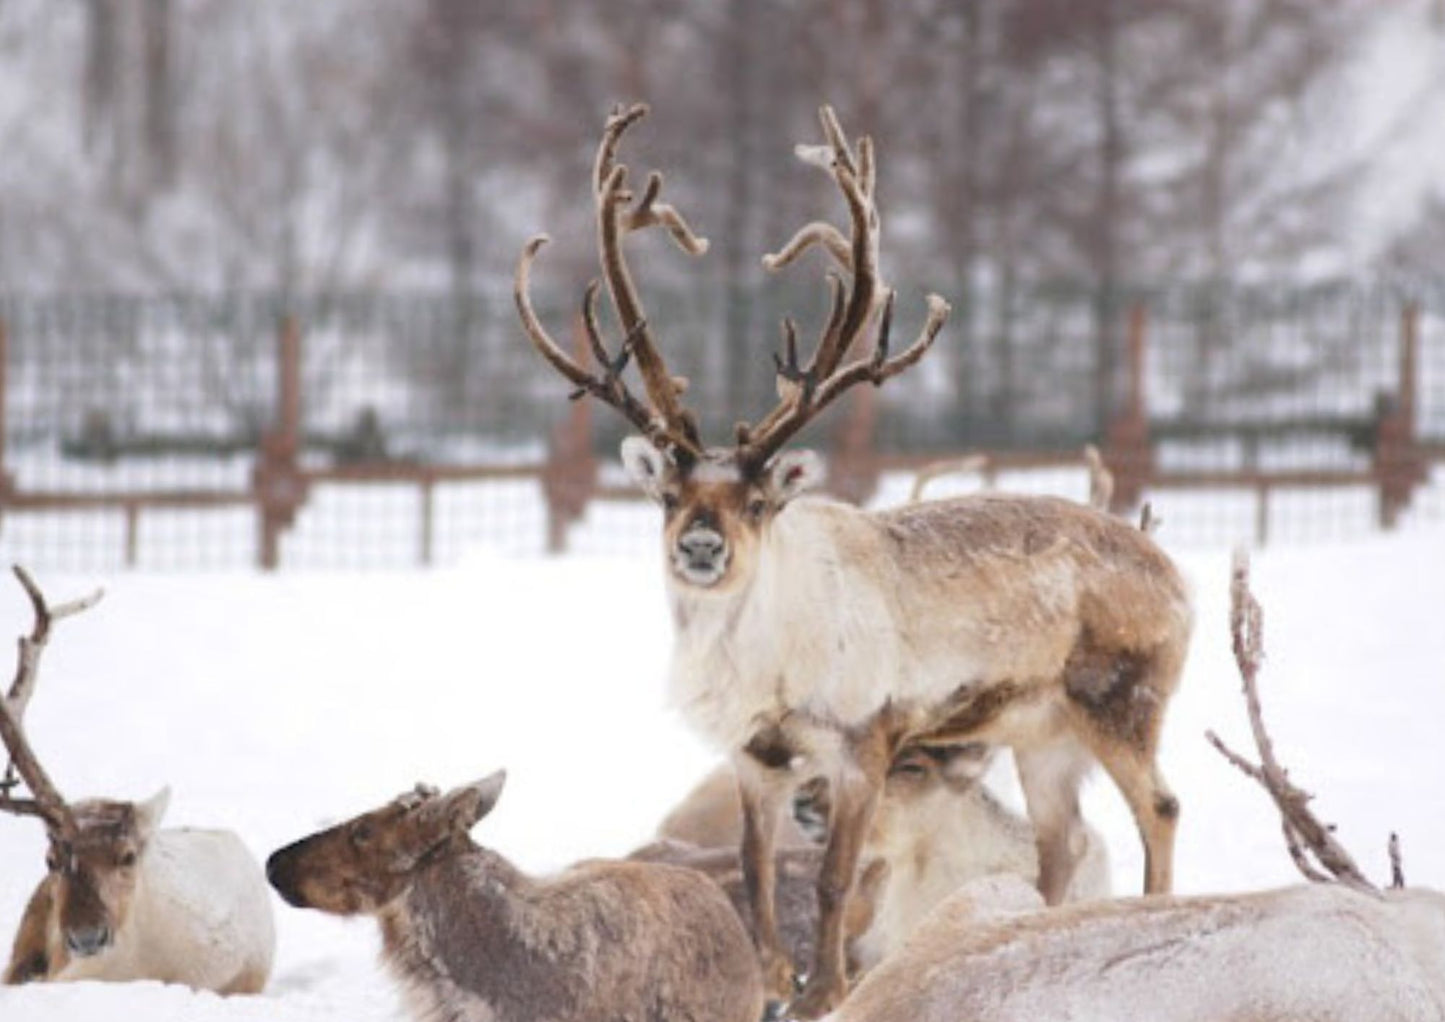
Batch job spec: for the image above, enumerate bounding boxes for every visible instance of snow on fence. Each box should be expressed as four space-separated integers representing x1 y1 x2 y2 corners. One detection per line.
0 285 1439 571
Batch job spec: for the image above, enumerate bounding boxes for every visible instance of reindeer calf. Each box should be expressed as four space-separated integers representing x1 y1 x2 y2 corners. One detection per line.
267 772 764 1022
848 743 1110 970
657 747 1110 973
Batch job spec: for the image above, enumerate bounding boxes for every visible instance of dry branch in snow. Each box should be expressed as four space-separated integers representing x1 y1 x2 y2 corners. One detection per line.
1205 550 1375 894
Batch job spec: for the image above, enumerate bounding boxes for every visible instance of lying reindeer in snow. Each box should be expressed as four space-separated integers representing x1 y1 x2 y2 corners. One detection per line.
651 742 1110 977
267 770 764 1022
825 553 1445 1022
1 567 274 993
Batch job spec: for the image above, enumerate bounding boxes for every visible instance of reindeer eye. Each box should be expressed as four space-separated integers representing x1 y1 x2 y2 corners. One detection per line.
747 498 768 520
117 850 137 868
661 493 680 514
350 823 373 848
889 758 929 779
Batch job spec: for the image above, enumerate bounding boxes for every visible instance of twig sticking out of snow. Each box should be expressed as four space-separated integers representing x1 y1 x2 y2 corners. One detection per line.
1083 444 1113 512
1204 550 1377 896
1389 832 1405 890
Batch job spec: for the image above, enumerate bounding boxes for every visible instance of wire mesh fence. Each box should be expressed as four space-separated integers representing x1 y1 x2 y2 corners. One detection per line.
0 281 1440 571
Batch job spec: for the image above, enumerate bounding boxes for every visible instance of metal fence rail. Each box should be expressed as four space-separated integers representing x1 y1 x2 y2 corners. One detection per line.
0 282 1439 570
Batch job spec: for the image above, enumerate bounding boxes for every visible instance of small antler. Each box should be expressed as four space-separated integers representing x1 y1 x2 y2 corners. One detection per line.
1205 551 1376 894
0 566 104 837
739 106 949 471
515 103 706 465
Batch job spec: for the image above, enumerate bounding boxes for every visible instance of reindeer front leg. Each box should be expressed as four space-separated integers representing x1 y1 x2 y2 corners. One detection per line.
790 718 891 1020
733 746 798 1011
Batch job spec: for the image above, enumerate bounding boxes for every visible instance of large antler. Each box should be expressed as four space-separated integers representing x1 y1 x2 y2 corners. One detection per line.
1205 552 1376 894
515 103 707 465
0 566 104 837
736 106 951 472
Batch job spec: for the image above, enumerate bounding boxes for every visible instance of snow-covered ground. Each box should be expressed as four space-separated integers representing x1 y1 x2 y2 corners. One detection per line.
0 518 1441 1021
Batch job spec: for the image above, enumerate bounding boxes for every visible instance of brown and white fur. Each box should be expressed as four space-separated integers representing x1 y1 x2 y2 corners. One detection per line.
654 745 1111 975
266 772 764 1022
828 874 1445 1022
5 788 274 993
625 438 1191 1014
849 743 1110 971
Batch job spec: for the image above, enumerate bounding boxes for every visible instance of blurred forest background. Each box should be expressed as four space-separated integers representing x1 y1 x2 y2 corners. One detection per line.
1 1 1444 567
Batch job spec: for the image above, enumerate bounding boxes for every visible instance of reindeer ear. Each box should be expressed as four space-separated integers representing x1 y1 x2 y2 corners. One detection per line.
435 770 507 835
134 786 171 841
765 449 824 504
621 437 671 501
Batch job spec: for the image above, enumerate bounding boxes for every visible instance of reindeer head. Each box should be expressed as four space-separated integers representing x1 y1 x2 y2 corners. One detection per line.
621 441 825 591
515 105 949 593
265 772 506 916
42 789 168 958
0 566 124 959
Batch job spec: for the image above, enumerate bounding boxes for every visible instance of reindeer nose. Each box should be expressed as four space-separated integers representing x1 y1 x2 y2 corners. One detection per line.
678 529 724 563
65 925 111 958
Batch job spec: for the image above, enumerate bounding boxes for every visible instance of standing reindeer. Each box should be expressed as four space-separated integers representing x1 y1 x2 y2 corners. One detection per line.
515 104 1192 1015
267 771 764 1022
1 567 274 993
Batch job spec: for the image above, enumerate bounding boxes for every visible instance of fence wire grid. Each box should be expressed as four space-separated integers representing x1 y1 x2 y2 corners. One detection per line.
0 281 1441 571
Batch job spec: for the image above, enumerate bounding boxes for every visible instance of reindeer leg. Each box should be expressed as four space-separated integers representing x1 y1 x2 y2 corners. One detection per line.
733 750 797 1010
1016 743 1092 905
789 719 890 1020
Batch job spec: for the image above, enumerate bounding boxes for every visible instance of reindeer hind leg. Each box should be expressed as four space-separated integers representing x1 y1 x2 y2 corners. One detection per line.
1064 640 1184 896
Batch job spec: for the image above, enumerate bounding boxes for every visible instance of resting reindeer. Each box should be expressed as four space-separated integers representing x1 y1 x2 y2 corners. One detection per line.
824 554 1445 1022
849 742 1110 970
515 103 1190 1014
1 566 274 993
658 744 1110 975
266 771 764 1022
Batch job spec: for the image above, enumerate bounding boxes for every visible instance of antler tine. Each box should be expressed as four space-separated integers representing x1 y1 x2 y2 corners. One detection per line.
1205 551 1377 895
514 237 679 455
593 105 706 460
518 105 706 463
0 566 102 836
594 102 650 196
740 105 923 471
805 291 950 413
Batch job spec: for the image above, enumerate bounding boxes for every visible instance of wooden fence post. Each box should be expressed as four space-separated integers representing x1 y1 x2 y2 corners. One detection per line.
252 315 308 569
1374 302 1427 529
1101 303 1153 513
827 387 881 506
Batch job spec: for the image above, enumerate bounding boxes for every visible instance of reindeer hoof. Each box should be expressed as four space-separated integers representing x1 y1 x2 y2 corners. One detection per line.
786 975 848 1020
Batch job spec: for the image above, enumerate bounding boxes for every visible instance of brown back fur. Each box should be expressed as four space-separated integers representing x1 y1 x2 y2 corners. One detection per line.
268 774 764 1022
